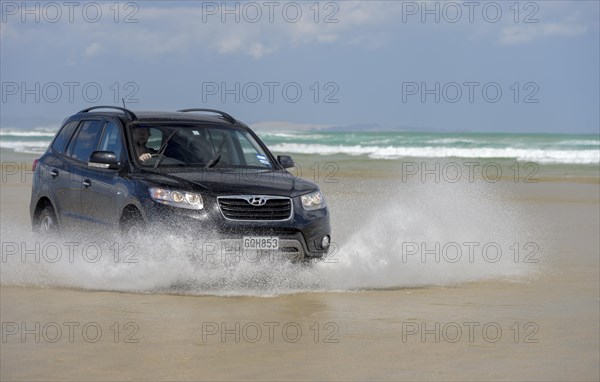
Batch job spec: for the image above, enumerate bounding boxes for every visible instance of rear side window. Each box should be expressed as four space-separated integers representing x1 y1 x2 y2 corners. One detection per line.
51 121 78 154
67 120 104 162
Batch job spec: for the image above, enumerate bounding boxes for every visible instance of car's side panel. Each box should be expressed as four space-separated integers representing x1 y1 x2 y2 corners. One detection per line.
50 118 105 229
81 118 129 228
54 157 86 227
81 168 134 228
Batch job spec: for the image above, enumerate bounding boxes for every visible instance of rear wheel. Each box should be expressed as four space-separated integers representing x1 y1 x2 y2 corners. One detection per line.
36 206 59 236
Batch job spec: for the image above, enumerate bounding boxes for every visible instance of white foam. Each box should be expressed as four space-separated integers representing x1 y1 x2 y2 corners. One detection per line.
426 138 479 145
0 129 57 138
270 143 600 164
555 139 600 146
0 140 49 154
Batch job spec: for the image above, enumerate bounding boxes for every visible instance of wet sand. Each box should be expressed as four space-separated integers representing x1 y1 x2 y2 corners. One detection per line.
1 158 599 381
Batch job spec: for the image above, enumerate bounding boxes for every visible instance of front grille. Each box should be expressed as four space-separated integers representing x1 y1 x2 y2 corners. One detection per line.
218 196 292 221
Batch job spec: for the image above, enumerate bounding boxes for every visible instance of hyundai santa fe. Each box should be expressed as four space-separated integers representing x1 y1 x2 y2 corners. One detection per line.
30 106 331 260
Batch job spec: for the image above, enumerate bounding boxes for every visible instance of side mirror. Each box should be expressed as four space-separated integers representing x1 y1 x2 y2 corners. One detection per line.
277 155 295 169
89 151 120 170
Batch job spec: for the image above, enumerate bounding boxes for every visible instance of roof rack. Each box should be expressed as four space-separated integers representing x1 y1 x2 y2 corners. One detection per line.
177 108 236 124
78 106 138 121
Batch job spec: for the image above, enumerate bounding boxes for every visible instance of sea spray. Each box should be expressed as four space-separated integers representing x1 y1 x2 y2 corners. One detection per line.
316 179 538 289
1 177 540 296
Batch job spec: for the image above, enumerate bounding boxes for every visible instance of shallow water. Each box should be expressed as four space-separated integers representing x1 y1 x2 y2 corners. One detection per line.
1 178 540 296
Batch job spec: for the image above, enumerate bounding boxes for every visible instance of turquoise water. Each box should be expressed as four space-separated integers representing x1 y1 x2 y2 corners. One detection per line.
259 131 599 164
1 127 599 165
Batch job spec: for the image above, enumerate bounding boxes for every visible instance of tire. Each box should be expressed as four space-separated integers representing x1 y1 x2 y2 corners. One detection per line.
36 206 60 236
121 215 145 242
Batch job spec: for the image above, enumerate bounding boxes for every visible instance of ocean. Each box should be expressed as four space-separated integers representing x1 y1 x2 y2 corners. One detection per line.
1 127 598 165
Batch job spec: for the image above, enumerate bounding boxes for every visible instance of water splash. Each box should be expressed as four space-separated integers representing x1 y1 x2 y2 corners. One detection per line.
1 180 540 296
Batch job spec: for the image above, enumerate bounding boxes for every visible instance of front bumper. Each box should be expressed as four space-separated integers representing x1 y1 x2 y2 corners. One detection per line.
140 195 331 259
189 238 308 264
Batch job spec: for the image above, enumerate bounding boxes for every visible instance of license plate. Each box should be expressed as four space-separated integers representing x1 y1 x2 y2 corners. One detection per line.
242 236 279 250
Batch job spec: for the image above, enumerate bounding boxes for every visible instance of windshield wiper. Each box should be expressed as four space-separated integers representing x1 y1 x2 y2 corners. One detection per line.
153 128 181 169
205 142 224 169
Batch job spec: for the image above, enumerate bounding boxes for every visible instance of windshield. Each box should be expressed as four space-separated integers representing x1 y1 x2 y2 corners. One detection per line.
129 124 274 169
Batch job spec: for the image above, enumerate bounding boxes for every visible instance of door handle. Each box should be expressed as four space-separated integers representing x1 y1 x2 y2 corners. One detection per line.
49 169 59 177
82 179 91 188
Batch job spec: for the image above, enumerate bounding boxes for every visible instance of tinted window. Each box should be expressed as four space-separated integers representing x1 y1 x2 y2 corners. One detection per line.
131 127 163 164
68 120 104 162
146 128 163 151
131 124 271 168
98 121 124 161
51 121 78 154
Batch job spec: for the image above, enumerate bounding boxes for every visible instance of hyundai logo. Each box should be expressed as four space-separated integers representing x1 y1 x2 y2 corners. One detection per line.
248 197 267 206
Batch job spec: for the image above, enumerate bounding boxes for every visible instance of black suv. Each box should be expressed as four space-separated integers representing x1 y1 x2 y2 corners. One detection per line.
30 107 331 260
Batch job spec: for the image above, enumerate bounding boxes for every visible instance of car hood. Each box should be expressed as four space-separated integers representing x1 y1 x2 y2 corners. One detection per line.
137 169 318 197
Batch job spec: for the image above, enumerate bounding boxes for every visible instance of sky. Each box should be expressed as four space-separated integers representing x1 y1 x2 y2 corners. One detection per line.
1 0 599 134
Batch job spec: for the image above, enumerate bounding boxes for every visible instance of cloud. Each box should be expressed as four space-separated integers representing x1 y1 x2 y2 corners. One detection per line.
0 2 395 60
499 21 588 45
83 42 103 58
497 8 592 46
1 2 594 59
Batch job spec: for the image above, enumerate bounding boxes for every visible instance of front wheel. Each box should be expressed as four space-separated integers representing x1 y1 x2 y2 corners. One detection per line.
36 206 60 236
121 216 146 242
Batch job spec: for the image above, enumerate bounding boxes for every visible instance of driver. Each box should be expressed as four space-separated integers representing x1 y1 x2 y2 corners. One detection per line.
133 128 156 162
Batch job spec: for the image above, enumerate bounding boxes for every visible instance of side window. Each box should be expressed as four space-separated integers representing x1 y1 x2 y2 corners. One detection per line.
98 120 124 161
236 131 258 166
67 120 104 162
234 130 271 168
51 121 78 154
146 128 162 151
130 127 162 164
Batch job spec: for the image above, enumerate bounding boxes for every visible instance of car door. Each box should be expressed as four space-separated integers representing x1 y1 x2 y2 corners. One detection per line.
81 118 127 227
60 119 105 227
42 120 80 226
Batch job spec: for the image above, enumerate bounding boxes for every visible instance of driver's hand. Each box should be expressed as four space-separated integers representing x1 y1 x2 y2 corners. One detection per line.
139 153 152 162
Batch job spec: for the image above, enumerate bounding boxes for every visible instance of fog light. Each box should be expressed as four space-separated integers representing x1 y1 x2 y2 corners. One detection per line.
321 235 330 249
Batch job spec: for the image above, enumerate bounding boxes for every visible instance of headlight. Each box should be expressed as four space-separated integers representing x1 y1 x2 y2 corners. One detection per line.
301 191 326 211
149 187 204 210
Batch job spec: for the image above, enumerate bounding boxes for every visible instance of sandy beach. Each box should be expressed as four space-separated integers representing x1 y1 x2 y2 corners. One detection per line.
1 156 599 381
2 0 598 379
